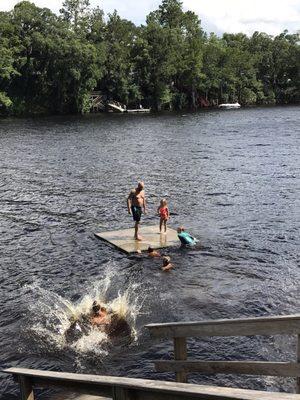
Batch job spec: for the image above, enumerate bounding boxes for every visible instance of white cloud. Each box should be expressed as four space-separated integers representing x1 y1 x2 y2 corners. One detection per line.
1 0 299 35
184 0 300 35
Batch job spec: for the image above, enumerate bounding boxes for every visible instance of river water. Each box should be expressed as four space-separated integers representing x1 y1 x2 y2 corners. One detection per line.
0 106 299 398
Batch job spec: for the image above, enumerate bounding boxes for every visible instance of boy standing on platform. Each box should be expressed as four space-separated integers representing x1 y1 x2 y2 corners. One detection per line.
127 181 147 241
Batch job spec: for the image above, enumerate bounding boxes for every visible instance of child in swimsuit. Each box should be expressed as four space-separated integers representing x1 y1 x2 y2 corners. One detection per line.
177 226 197 245
157 199 169 233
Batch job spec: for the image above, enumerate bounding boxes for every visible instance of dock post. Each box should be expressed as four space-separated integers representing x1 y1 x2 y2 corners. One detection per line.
18 376 34 400
113 386 129 399
174 337 187 383
297 334 300 393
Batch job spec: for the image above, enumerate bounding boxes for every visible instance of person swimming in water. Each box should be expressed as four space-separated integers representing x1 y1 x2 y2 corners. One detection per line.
90 301 110 327
161 256 174 271
65 300 132 344
90 301 132 343
148 246 161 257
177 226 197 246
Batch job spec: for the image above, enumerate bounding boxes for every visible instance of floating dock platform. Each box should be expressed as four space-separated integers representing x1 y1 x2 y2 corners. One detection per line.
94 225 178 253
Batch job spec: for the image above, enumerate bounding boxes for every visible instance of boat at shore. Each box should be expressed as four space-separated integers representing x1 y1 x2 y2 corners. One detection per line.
127 108 151 113
218 102 241 109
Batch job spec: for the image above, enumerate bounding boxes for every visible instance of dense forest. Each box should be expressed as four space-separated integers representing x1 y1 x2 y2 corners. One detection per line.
0 0 299 115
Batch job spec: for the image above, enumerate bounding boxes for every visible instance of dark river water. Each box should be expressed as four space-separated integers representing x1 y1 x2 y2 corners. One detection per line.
0 106 299 399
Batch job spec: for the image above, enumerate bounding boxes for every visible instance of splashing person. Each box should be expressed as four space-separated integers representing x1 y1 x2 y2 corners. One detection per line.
90 301 109 327
127 181 147 241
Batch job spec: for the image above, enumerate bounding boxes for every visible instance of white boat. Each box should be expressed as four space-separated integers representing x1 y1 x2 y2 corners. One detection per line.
218 102 241 109
127 108 151 113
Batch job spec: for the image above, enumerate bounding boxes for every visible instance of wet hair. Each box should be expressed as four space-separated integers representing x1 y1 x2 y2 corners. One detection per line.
148 246 154 253
162 256 171 266
92 301 101 314
137 181 144 190
160 198 167 206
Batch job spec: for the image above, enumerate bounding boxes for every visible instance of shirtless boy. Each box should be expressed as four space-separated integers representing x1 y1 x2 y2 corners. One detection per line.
90 302 109 327
127 181 146 240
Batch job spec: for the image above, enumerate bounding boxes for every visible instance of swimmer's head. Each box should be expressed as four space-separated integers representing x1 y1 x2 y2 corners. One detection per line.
177 226 185 233
162 256 171 266
148 246 154 253
92 301 101 315
160 198 167 206
137 181 144 191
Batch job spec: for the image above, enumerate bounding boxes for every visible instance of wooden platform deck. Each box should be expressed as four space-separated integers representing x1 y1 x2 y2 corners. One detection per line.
5 368 300 400
94 225 179 253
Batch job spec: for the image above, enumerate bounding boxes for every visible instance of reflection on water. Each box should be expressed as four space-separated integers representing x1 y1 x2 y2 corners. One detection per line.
0 106 299 398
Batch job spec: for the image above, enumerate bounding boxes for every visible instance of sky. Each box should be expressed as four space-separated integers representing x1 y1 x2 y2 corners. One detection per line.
1 0 300 36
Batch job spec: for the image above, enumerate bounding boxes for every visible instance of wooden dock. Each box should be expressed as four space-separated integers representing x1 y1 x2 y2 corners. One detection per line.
89 92 104 112
146 314 300 392
5 315 300 399
107 101 151 113
94 225 179 253
4 367 300 400
107 102 125 113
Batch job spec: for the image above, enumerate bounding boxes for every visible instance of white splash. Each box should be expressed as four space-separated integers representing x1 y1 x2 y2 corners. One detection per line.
24 265 144 356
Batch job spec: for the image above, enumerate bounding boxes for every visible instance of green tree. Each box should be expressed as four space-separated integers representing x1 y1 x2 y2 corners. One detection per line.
98 11 139 106
60 0 90 33
0 12 18 111
1 0 299 116
201 34 225 104
3 1 104 114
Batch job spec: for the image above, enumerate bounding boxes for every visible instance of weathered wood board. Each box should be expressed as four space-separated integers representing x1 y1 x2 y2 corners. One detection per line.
5 368 300 400
146 314 300 338
94 225 179 253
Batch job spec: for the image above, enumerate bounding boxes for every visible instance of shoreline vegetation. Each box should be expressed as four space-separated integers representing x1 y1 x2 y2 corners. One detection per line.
0 0 299 117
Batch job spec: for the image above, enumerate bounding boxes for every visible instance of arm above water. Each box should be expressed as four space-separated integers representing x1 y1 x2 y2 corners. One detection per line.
142 191 147 214
162 263 174 271
127 190 133 214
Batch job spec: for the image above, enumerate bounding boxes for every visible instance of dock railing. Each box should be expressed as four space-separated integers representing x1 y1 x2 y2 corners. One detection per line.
146 314 300 393
4 367 300 400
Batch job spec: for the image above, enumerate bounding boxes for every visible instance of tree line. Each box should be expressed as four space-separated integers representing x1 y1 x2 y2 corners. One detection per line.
0 0 299 115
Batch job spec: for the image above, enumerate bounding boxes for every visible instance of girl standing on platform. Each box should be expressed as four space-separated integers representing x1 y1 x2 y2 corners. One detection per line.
157 198 169 233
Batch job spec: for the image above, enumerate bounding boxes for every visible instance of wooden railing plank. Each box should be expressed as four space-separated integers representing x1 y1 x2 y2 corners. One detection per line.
154 361 300 377
146 315 300 338
31 377 112 398
4 368 300 400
